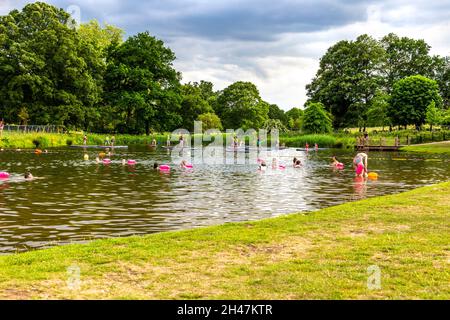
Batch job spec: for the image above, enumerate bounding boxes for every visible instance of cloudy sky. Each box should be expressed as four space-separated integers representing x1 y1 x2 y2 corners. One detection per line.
1 0 449 109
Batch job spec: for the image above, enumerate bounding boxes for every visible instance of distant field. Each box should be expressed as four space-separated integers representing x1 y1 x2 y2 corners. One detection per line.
401 141 450 155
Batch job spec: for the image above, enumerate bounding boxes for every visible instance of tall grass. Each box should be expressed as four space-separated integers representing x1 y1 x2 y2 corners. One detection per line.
1 129 448 149
280 134 355 148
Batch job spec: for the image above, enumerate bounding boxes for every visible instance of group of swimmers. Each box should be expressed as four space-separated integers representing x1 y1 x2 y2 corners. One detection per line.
331 152 369 178
257 152 371 178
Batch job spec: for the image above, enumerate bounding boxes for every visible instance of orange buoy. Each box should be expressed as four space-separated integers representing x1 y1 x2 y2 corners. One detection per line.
368 172 378 180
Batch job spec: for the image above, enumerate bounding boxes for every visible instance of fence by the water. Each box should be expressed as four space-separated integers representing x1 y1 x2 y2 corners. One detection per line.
1 125 65 133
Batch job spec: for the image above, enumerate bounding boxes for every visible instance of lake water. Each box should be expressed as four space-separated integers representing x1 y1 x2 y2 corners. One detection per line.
0 146 449 254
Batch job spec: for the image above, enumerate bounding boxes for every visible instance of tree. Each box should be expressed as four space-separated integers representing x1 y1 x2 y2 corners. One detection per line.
268 104 287 123
105 32 182 134
0 2 103 129
302 102 333 133
77 20 124 131
285 107 304 131
306 35 385 129
381 33 434 92
18 107 30 125
180 83 214 131
197 112 223 131
78 20 124 54
425 101 441 131
389 75 443 129
366 90 391 130
215 81 269 130
432 56 450 108
262 119 288 133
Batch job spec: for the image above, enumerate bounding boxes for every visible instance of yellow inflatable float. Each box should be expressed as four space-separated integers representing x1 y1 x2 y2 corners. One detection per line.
368 172 378 180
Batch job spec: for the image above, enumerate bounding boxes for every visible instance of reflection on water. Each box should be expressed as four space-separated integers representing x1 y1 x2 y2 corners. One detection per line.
0 147 449 254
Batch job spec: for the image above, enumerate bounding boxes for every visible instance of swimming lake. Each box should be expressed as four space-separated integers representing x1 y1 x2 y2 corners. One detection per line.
0 147 448 253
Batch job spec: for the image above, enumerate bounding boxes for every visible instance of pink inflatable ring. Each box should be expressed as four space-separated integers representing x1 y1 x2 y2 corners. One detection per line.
103 159 111 165
0 172 10 179
159 165 171 171
127 160 137 165
336 163 345 169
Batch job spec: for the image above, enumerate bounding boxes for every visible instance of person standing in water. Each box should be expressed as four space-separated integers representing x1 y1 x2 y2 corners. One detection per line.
83 135 88 145
179 135 185 148
111 135 116 147
353 152 368 177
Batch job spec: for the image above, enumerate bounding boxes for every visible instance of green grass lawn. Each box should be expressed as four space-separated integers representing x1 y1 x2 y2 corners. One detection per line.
401 141 450 155
0 182 449 300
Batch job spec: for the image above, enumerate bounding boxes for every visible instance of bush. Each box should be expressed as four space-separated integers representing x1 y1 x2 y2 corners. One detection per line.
302 102 333 134
32 139 40 148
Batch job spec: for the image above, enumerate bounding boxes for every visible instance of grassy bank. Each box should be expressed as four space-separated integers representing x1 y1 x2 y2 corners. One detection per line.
0 182 449 299
0 132 166 149
400 141 450 155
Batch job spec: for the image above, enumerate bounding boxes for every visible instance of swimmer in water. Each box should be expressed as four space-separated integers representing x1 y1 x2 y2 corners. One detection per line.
259 160 267 171
331 156 341 166
153 162 160 170
24 172 33 180
293 157 298 165
271 158 278 169
294 159 302 168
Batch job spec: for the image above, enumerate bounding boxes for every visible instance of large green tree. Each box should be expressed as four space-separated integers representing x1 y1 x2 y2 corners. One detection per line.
268 104 287 123
306 35 385 129
381 33 435 92
215 81 269 130
285 107 304 131
105 32 182 134
77 20 124 131
432 56 450 108
366 90 391 130
389 75 443 129
180 82 214 131
0 2 103 129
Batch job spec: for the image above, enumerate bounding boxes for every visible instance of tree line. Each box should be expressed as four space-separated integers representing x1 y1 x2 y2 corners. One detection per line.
1 3 449 134
306 34 450 132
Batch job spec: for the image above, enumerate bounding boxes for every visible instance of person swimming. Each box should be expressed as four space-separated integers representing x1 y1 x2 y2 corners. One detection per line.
332 156 345 170
271 158 278 169
153 162 160 170
259 160 267 171
24 172 33 180
180 160 190 168
294 159 302 168
293 157 298 165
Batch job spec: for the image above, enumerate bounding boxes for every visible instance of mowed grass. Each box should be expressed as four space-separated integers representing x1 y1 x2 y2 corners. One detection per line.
401 141 450 155
0 182 449 300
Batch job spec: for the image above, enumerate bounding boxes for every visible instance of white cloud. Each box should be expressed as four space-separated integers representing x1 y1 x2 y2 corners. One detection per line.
175 2 450 110
2 0 450 110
